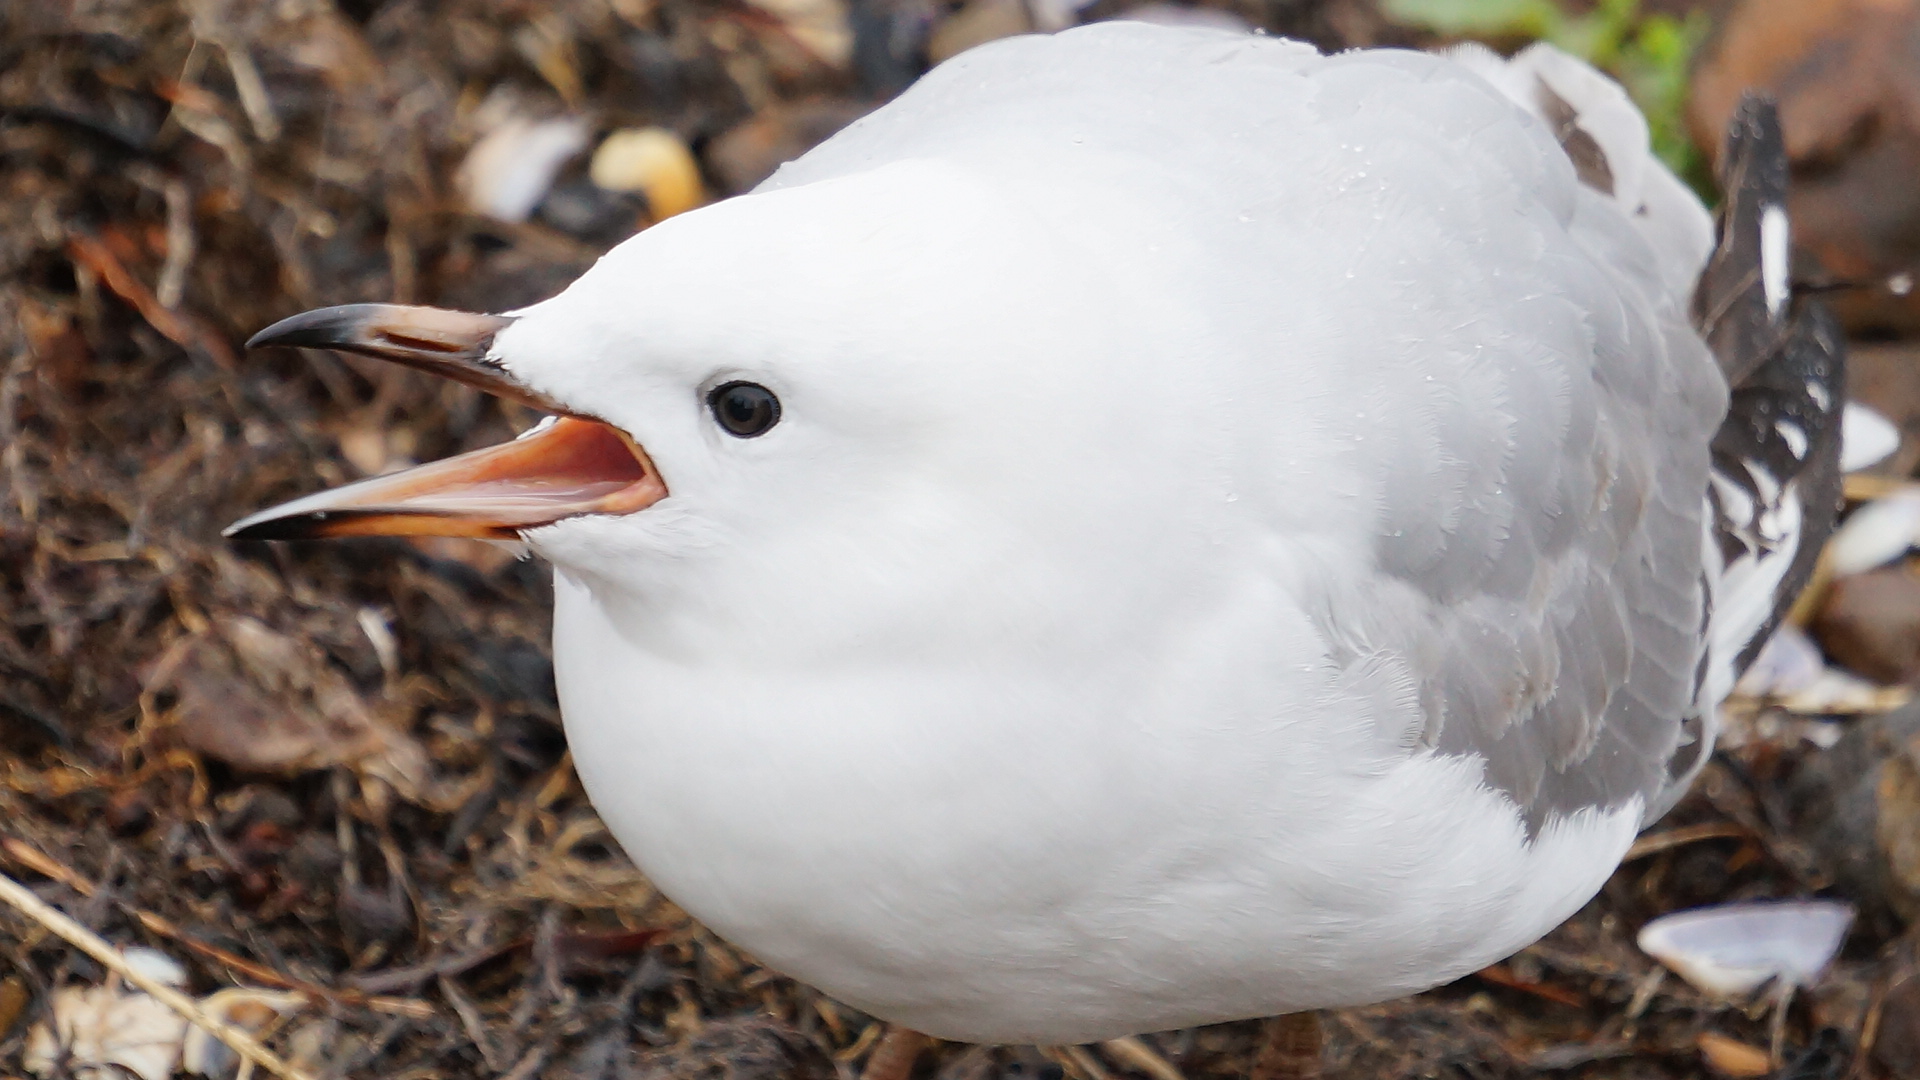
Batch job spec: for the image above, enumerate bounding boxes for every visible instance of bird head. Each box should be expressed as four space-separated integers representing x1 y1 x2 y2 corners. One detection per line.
226 159 1208 628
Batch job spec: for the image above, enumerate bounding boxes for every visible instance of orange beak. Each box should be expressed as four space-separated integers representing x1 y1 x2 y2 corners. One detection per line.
224 303 667 541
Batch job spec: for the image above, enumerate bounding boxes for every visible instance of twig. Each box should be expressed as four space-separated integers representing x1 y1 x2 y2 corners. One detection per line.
1473 962 1585 1007
156 176 196 309
1099 1036 1186 1080
439 974 503 1071
1624 821 1750 861
346 939 521 994
184 0 280 141
1046 1045 1114 1080
0 866 316 1080
0 837 431 1018
65 232 237 370
498 1040 551 1080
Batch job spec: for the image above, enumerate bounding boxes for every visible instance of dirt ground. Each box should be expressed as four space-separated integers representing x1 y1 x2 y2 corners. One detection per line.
2 1 1917 1078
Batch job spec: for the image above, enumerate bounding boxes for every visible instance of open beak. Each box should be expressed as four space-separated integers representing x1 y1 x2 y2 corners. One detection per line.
225 303 667 540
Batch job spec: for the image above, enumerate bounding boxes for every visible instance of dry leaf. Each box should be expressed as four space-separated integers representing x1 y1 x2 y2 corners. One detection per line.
23 982 188 1080
148 617 430 798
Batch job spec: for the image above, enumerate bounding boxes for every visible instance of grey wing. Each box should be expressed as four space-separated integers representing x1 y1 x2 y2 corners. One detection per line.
1356 46 1730 830
1398 243 1724 831
1392 88 1841 830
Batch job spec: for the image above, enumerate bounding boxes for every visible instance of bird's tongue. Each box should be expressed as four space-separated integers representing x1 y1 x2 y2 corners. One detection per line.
224 415 667 540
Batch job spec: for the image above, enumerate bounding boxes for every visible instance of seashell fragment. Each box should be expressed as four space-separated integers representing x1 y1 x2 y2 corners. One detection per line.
1637 900 1854 998
1826 490 1920 576
1732 624 1824 699
457 116 591 223
1841 402 1900 473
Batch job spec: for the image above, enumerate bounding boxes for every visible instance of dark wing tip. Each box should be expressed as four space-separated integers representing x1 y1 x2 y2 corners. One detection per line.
1700 93 1849 686
1694 92 1792 385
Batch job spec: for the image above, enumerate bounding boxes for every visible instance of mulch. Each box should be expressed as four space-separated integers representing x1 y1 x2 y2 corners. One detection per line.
0 1 1911 1078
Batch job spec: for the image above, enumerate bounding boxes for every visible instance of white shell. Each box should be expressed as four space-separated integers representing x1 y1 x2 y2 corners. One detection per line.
1826 490 1920 576
120 947 188 988
1731 624 1824 698
1636 900 1854 998
1841 402 1899 473
456 116 590 223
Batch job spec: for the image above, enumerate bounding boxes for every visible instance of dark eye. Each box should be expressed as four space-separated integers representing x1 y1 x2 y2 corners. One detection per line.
708 381 781 438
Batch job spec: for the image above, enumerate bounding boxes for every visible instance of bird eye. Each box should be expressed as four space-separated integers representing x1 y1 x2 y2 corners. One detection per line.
708 381 781 438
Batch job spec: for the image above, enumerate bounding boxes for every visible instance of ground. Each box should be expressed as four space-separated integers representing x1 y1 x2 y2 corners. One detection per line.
0 1 1914 1078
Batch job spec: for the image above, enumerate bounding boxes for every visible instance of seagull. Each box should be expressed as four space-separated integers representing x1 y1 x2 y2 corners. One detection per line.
227 24 1843 1045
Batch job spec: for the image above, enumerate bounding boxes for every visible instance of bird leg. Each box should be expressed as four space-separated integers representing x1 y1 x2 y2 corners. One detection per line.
1250 1011 1323 1080
861 1026 930 1080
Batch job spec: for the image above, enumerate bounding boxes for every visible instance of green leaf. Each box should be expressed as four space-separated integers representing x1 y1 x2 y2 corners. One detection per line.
1381 0 1564 39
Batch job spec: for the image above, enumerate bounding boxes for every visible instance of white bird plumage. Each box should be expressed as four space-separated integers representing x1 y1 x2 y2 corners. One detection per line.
513 25 1716 1040
230 23 1842 1045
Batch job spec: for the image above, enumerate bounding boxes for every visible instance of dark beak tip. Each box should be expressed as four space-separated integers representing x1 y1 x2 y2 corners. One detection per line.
222 515 295 541
243 325 284 350
224 505 339 540
245 304 388 352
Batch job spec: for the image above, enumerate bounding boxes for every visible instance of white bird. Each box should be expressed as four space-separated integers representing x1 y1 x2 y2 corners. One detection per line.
228 24 1843 1044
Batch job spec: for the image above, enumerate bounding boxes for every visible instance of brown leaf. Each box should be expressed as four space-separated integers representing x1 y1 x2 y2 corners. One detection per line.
148 618 429 797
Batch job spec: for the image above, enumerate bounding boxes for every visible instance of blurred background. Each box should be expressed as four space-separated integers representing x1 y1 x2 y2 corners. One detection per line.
3 0 1920 1077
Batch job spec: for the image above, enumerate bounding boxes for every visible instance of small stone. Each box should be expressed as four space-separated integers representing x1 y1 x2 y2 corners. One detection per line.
1788 703 1920 937
1815 567 1920 682
1874 972 1920 1078
23 984 188 1080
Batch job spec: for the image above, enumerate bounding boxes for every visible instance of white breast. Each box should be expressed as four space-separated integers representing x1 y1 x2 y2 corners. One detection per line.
556 568 1641 1043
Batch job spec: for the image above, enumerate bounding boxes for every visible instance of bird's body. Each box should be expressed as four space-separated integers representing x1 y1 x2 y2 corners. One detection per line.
231 24 1842 1045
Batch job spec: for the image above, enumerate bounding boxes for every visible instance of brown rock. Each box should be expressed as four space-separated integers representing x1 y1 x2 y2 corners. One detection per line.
1788 703 1920 938
1847 342 1920 480
1689 0 1920 334
1814 567 1920 684
1877 971 1920 1079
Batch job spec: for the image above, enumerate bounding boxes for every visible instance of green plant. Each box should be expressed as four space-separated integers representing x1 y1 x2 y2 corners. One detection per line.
1384 0 1712 192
